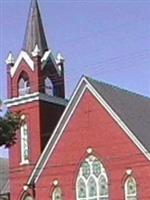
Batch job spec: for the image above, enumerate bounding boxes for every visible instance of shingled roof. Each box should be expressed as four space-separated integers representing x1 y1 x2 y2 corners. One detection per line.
86 76 150 152
23 0 48 55
27 76 150 185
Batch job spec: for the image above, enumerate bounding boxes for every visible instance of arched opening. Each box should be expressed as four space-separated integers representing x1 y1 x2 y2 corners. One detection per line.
18 71 30 96
52 187 63 200
44 77 53 96
125 176 137 200
76 155 109 200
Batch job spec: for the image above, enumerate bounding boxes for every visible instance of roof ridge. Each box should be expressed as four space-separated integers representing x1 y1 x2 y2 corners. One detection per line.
85 75 150 101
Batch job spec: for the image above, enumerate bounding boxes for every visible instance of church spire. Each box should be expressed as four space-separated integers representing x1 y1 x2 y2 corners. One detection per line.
23 0 48 56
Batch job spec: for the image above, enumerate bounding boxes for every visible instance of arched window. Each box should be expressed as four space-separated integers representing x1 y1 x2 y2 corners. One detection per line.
125 177 137 200
44 77 53 96
76 155 109 200
21 119 29 164
23 196 33 200
18 72 30 96
52 187 63 200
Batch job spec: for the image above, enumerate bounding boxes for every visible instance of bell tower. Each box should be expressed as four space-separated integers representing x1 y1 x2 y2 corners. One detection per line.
5 0 67 199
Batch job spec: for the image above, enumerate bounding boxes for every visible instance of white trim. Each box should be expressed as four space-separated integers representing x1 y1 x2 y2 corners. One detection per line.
27 76 150 185
41 50 51 63
41 50 61 76
124 176 137 200
27 77 85 184
10 51 34 77
20 123 29 165
4 92 67 107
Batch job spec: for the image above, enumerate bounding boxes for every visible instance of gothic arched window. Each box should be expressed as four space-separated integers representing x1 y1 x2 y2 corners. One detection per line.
76 155 109 200
44 77 53 96
125 177 137 200
23 196 33 200
20 117 29 164
52 187 63 200
18 72 30 96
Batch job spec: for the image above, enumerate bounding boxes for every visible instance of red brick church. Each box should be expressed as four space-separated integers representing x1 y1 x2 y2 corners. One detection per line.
4 0 150 199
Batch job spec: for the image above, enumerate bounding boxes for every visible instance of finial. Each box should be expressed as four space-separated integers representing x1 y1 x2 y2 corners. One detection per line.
56 53 64 63
32 44 41 57
23 0 48 56
6 52 15 66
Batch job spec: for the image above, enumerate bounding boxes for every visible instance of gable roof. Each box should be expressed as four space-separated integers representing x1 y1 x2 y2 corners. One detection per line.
86 76 150 152
27 76 150 185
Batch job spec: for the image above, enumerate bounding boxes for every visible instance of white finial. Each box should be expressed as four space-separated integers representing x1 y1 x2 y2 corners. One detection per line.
23 184 28 191
87 147 93 154
32 44 41 57
53 179 59 186
6 52 15 65
56 53 64 63
126 169 132 175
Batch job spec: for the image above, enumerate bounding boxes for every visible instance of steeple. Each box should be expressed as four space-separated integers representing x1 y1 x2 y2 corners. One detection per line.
23 0 48 56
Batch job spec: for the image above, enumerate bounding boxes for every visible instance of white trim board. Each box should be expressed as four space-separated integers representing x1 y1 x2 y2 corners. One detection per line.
4 92 67 107
10 51 34 77
27 76 150 185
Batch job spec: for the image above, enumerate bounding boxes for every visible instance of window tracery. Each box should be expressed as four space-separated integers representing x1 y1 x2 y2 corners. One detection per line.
76 155 109 200
125 177 137 200
52 187 63 200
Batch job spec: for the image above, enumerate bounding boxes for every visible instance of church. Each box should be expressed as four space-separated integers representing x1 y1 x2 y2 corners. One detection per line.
3 0 150 199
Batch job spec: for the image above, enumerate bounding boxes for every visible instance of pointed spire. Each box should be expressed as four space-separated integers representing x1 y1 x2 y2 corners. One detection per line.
23 0 48 56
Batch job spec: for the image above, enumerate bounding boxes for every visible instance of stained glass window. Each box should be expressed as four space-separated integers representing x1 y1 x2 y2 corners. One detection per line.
125 177 137 200
82 162 90 179
76 155 109 200
21 123 29 164
24 196 33 200
77 178 86 198
52 187 63 200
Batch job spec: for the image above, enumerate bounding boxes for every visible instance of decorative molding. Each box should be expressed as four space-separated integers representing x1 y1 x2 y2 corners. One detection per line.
53 180 59 186
126 169 132 175
32 44 41 57
6 52 15 65
10 51 34 77
4 92 67 108
41 50 61 76
87 147 93 154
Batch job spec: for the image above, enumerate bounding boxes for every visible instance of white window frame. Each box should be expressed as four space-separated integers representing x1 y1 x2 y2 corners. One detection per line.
20 123 29 165
52 186 63 200
76 155 109 200
125 176 137 200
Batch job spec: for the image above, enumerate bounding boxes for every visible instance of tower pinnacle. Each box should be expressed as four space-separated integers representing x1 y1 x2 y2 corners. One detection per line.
23 0 48 56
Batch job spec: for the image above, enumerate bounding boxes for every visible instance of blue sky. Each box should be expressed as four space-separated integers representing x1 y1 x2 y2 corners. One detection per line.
0 0 150 157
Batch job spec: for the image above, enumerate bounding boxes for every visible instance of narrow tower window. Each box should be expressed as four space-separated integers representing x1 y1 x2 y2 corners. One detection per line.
44 77 53 96
52 187 63 200
125 177 137 200
76 155 109 200
21 121 29 164
18 72 30 96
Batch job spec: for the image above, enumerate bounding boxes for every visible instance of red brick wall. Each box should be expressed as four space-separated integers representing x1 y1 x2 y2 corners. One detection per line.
35 90 150 200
